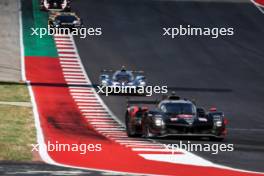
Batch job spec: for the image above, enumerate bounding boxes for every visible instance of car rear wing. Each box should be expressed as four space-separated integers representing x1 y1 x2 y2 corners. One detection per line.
101 69 114 73
101 69 144 74
127 99 159 107
131 70 144 74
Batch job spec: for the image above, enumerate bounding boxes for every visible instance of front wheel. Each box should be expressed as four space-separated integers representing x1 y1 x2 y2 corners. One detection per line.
64 6 71 12
209 136 224 141
143 124 154 138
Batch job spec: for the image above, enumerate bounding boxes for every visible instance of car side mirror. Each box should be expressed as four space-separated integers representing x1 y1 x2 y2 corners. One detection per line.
100 74 109 80
209 107 217 112
136 75 145 81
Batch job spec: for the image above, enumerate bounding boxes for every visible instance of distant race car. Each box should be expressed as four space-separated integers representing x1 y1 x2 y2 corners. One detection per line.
40 0 71 11
48 12 82 28
99 66 146 94
125 93 228 140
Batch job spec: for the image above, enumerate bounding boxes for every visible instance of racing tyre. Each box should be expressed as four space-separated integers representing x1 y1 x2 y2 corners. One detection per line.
40 6 46 11
125 114 137 137
143 125 154 138
64 7 71 12
209 136 224 141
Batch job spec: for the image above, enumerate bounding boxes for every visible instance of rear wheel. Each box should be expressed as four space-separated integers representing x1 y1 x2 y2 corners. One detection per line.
125 114 137 137
40 6 46 11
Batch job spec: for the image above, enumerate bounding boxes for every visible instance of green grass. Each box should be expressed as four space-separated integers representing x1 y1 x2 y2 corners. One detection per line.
0 84 36 161
0 84 30 102
22 0 58 57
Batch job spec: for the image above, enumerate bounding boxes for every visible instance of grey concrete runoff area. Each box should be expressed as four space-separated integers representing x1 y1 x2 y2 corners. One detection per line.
0 0 21 82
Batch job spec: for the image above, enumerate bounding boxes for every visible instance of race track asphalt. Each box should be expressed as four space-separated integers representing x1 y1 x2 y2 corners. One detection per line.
0 161 125 176
72 0 264 172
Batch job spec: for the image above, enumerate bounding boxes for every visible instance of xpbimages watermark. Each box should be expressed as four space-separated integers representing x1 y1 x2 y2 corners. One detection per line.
163 141 234 155
163 25 234 39
96 85 168 96
31 141 102 155
30 26 102 38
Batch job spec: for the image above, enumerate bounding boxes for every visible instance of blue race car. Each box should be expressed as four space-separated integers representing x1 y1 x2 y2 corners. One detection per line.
99 66 146 95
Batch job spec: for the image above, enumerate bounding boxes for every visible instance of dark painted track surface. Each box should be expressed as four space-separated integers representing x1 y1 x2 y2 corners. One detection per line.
73 0 264 173
0 162 126 176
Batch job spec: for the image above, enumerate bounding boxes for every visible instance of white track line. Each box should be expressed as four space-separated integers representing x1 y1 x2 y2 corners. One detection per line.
96 128 125 131
72 93 95 96
58 49 76 52
84 116 111 119
55 41 73 44
66 79 87 83
64 75 85 79
87 119 115 121
73 96 96 99
77 103 101 106
132 148 173 152
90 122 117 125
61 65 81 68
250 0 264 14
55 37 72 42
57 44 74 47
60 61 79 65
60 58 78 61
80 110 108 113
62 68 82 72
69 86 93 90
78 106 103 108
67 82 88 85
76 100 100 103
63 73 85 76
59 54 77 57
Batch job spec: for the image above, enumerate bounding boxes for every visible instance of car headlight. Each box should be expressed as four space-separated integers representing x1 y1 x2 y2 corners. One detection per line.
139 81 146 86
54 21 60 27
113 82 120 86
215 121 222 127
213 114 223 127
154 118 164 127
73 20 80 25
101 80 108 86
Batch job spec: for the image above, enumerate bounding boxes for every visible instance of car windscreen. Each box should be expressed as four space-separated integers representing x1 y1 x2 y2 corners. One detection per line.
48 0 64 3
161 103 195 115
55 16 77 23
113 72 133 82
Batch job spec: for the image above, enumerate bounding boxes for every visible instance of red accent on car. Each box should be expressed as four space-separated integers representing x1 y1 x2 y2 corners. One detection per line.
130 106 139 118
176 114 193 118
224 118 228 125
129 106 148 118
141 106 148 112
209 107 217 112
222 128 227 136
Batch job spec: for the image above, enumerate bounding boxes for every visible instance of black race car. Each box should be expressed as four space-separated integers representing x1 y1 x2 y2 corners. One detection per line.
125 93 228 140
40 0 71 11
48 12 82 29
